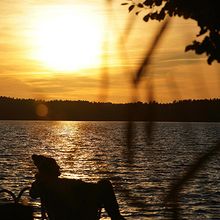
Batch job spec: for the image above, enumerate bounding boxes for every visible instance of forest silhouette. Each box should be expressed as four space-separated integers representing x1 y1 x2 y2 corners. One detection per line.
0 96 219 122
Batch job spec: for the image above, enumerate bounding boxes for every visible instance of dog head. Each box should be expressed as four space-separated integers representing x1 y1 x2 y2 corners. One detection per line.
32 154 61 177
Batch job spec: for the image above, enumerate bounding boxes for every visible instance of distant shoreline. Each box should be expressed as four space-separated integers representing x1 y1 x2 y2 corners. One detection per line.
1 120 220 124
0 96 220 122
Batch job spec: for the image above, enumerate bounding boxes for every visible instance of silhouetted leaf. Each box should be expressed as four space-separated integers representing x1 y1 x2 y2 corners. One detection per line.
155 0 162 6
128 5 135 12
127 0 220 64
137 3 144 8
185 44 194 52
143 14 150 22
143 0 154 6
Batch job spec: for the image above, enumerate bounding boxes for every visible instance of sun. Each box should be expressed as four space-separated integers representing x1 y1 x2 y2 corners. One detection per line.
32 7 103 72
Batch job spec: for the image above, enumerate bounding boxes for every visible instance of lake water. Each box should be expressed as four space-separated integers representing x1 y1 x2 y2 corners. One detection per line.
0 121 220 219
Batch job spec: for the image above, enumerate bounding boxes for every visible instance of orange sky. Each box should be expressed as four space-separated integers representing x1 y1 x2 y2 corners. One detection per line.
0 0 219 103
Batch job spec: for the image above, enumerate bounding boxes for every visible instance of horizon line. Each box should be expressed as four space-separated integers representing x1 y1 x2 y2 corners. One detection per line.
0 96 220 105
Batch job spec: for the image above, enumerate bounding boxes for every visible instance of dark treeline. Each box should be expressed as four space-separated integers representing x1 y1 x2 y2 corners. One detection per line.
0 96 220 121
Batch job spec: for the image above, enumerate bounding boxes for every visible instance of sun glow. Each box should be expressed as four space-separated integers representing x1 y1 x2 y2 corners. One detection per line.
32 7 104 72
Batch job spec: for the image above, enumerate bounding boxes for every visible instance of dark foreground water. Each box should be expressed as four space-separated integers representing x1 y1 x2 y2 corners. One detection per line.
0 121 220 219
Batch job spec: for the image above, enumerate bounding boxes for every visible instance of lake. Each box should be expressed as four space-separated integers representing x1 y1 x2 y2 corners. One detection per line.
0 121 220 219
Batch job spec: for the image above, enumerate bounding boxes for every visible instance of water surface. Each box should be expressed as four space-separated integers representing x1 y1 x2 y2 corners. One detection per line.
0 121 220 219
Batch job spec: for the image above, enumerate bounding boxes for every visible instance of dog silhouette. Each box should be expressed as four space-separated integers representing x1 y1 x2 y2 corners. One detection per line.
30 154 125 220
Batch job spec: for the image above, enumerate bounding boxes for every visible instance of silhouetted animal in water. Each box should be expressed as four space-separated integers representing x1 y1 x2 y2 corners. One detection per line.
30 154 125 220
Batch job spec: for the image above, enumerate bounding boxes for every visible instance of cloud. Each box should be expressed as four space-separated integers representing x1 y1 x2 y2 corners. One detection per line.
0 76 33 98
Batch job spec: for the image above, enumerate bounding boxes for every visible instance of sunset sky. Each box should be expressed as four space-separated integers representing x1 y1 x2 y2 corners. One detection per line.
0 0 219 103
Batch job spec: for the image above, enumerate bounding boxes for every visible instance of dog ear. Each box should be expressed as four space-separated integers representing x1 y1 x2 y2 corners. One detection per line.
32 154 39 165
31 154 61 176
31 155 44 169
32 154 37 160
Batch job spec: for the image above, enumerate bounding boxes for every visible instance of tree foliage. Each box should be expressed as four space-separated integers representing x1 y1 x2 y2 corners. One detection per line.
0 96 220 121
122 0 220 64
